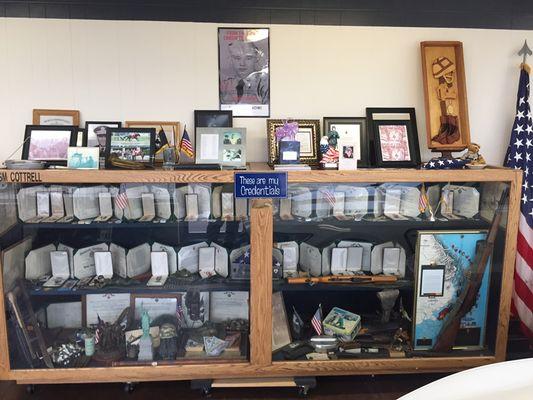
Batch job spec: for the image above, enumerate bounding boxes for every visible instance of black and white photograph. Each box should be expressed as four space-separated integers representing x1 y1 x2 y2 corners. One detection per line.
22 125 78 165
85 121 122 150
218 28 270 117
223 148 242 162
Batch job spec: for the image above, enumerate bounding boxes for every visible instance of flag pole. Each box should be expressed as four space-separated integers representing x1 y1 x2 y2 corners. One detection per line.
518 39 532 72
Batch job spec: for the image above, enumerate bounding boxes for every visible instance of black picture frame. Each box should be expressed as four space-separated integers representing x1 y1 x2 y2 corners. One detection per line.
419 265 446 297
194 110 233 146
218 27 270 118
84 121 122 148
366 107 420 168
22 125 78 166
323 117 369 167
105 128 156 167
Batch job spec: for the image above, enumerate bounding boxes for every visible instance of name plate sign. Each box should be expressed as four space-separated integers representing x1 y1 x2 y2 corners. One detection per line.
235 172 288 198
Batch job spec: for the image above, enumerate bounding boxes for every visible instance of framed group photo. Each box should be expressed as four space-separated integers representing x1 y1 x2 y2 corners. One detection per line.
366 107 421 168
267 119 320 166
323 117 369 167
22 125 78 166
218 27 270 117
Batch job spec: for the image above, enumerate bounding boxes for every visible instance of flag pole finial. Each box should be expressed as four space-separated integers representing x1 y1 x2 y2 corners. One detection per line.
518 39 532 65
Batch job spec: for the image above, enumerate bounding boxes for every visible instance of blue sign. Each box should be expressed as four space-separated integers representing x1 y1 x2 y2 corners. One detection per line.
235 172 288 198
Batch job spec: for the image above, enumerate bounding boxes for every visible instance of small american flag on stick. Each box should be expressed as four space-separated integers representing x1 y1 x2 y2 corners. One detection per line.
311 304 323 335
114 191 128 210
322 189 336 207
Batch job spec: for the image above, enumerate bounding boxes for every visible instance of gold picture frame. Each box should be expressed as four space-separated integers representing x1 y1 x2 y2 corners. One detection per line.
267 119 320 166
33 109 80 127
420 41 471 153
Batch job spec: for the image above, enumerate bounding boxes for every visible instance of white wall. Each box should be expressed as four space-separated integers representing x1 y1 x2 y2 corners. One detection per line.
0 18 529 164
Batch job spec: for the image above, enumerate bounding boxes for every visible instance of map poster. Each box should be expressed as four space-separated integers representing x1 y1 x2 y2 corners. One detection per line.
413 230 491 350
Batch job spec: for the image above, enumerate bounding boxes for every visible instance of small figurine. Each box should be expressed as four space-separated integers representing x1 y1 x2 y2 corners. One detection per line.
461 142 487 167
320 130 340 168
141 308 151 338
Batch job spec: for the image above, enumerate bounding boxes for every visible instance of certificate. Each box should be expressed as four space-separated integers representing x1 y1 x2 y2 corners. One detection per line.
420 265 445 297
47 301 82 329
210 291 249 322
85 293 131 325
133 295 179 320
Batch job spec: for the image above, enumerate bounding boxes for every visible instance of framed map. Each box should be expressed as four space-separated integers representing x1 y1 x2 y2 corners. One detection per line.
413 230 491 350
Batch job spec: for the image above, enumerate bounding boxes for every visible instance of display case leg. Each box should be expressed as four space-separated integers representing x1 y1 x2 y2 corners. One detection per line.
294 377 316 397
191 379 213 397
124 382 136 393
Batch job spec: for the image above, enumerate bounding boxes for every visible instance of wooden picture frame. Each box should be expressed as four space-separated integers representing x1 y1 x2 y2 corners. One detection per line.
421 41 471 152
366 108 421 168
32 109 80 127
105 128 156 167
22 125 78 166
267 119 320 166
323 117 369 167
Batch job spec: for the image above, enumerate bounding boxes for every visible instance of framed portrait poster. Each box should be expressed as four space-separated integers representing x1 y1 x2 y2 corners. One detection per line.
33 109 80 126
366 108 421 168
84 121 122 151
22 125 78 166
267 119 320 166
413 230 491 351
218 27 270 117
323 117 369 167
105 128 155 166
421 41 470 152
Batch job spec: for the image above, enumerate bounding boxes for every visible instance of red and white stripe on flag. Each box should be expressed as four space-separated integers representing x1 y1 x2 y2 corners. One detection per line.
512 215 533 338
115 192 128 210
311 306 322 335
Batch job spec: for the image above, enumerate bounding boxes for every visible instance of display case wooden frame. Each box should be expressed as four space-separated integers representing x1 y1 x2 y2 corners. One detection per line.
421 41 471 152
0 165 521 385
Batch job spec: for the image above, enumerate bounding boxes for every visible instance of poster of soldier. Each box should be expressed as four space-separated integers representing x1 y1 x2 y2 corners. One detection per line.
218 28 270 117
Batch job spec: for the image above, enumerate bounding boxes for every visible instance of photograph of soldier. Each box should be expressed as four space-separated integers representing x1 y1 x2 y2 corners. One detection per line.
219 28 270 117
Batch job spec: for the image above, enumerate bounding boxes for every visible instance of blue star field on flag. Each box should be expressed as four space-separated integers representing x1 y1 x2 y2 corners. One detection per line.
422 157 469 169
504 66 533 227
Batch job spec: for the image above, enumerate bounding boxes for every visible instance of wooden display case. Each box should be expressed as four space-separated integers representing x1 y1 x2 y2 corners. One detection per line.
0 164 521 385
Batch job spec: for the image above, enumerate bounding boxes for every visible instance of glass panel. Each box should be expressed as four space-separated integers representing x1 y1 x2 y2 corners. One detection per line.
272 181 509 362
1 182 250 369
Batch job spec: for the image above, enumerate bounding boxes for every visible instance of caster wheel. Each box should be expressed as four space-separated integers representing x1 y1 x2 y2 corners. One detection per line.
26 384 36 394
298 386 310 397
124 383 136 393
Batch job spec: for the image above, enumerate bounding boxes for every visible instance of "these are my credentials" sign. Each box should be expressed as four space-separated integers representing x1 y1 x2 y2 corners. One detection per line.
235 172 288 198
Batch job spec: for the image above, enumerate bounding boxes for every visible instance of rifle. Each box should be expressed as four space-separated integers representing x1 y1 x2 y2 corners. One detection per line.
287 274 398 285
432 188 509 352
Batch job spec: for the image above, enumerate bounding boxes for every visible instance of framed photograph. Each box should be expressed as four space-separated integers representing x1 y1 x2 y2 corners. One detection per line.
323 117 369 167
421 41 470 152
267 119 320 166
84 121 122 151
125 121 180 155
67 147 99 170
33 109 80 126
272 292 291 352
338 139 357 170
196 127 246 168
105 128 155 166
22 125 78 165
218 27 270 117
366 108 420 168
413 230 491 351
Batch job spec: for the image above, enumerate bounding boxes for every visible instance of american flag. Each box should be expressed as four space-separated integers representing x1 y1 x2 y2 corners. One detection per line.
114 189 128 210
179 126 194 159
504 63 533 339
418 184 429 213
311 304 323 335
321 189 336 207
